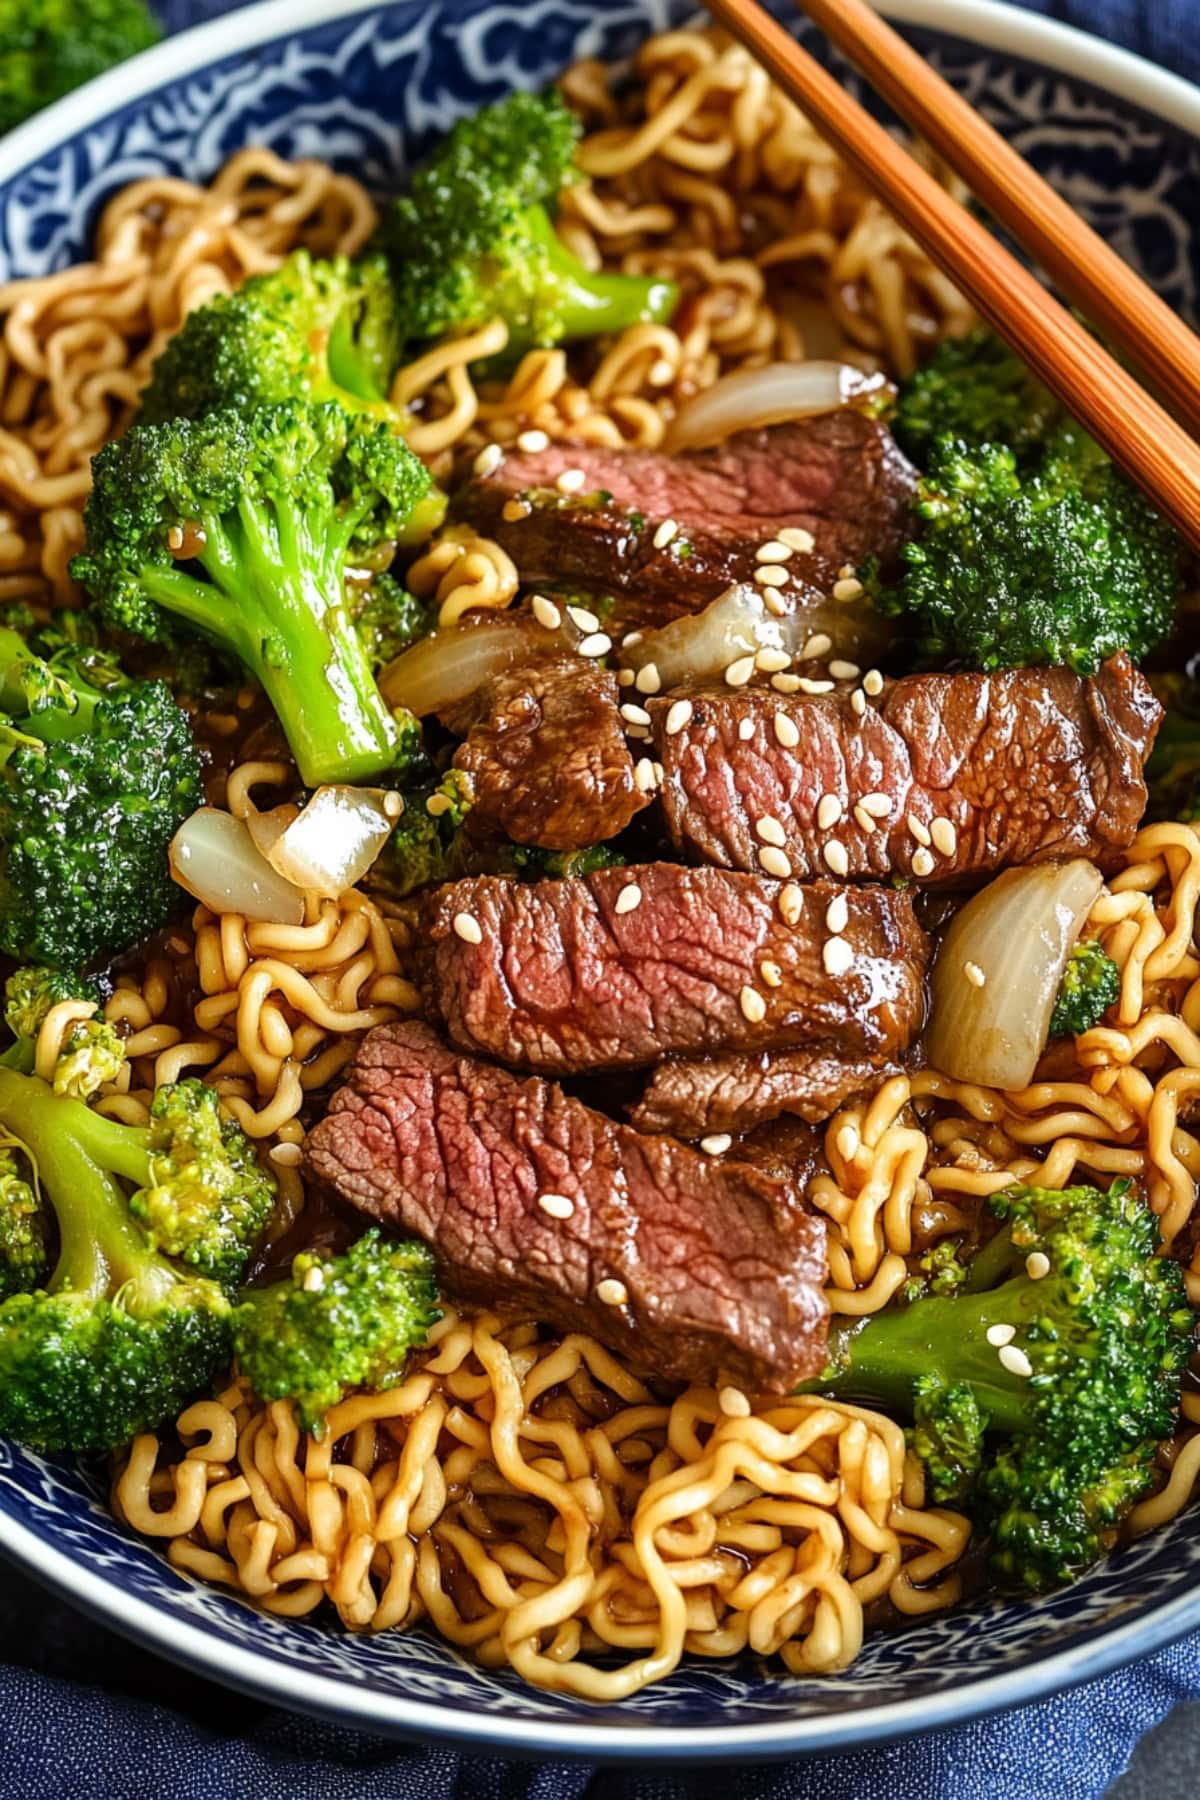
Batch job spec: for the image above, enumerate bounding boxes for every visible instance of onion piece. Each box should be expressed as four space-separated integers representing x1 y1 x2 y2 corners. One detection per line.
666 361 890 453
924 860 1104 1090
617 582 891 688
170 809 306 925
379 613 573 718
258 785 399 898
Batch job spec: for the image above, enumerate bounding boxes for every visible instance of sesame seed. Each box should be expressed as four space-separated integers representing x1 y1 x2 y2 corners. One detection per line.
502 497 531 523
999 1343 1033 1379
623 632 643 649
473 442 503 477
912 847 935 878
779 883 803 926
755 564 789 588
930 817 958 857
760 959 782 988
756 540 792 563
701 1133 732 1156
772 673 802 693
739 985 766 1023
829 660 860 681
907 814 931 848
823 937 854 977
649 357 675 386
426 792 451 817
860 792 892 819
654 762 664 784
577 632 612 658
653 518 679 550
539 1192 575 1220
620 702 651 727
567 603 600 632
824 840 849 876
755 814 786 847
801 632 832 659
452 911 482 945
383 791 404 819
986 1324 1016 1347
797 677 834 695
850 688 867 716
556 467 586 494
269 1141 303 1167
517 428 550 453
964 960 986 988
863 669 884 697
756 648 792 674
635 662 661 695
1026 1251 1051 1280
778 526 815 553
634 757 657 792
816 794 843 831
833 576 863 603
826 892 849 934
665 699 694 736
302 1264 326 1292
773 712 800 748
614 883 642 916
719 1386 751 1418
759 846 792 879
166 524 184 551
738 716 756 742
763 591 788 618
531 595 562 631
853 803 877 835
596 1278 628 1306
725 654 756 687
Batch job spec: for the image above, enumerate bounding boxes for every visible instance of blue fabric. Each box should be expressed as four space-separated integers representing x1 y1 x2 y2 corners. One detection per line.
0 2 1198 1796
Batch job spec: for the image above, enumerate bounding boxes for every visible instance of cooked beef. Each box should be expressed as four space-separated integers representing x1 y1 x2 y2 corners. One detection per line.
631 1047 898 1139
649 654 1161 884
431 864 929 1070
305 1021 829 1391
453 416 917 628
733 1115 828 1188
452 653 648 850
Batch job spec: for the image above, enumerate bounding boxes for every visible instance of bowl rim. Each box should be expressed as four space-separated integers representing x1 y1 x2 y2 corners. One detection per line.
1 0 1199 1758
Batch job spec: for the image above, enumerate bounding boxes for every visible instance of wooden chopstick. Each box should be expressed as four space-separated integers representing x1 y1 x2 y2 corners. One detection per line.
798 0 1200 439
702 0 1200 552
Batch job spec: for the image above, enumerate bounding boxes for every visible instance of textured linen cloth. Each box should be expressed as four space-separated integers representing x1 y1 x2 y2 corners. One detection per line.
0 3 1198 1797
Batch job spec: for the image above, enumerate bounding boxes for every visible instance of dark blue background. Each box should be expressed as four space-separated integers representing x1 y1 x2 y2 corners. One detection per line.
2 3 1198 1795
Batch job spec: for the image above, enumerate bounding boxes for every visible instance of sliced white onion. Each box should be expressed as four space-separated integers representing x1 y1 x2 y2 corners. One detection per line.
379 614 570 718
618 582 890 688
244 803 300 865
666 361 890 453
169 809 306 925
258 785 398 898
924 860 1104 1091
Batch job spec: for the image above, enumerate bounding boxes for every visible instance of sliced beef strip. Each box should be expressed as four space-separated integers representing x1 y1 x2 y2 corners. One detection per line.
452 653 648 850
305 1021 829 1392
431 864 929 1071
649 654 1161 884
453 415 917 629
630 1047 898 1140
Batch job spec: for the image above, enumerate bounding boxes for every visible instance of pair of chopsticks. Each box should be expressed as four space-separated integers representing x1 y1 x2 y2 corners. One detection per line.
703 0 1200 551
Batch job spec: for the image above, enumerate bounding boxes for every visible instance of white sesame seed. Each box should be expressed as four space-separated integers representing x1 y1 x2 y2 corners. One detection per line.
755 564 789 588
302 1264 326 1293
853 803 877 835
778 526 815 553
760 959 782 988
964 960 986 989
719 1386 752 1418
759 846 792 879
829 660 860 681
556 467 587 494
614 883 642 916
824 840 849 877
816 794 843 831
1026 1251 1051 1280
779 883 803 926
665 698 694 736
531 594 562 631
907 814 931 848
756 540 792 563
452 911 483 945
654 763 664 784
426 791 451 817
517 428 550 453
701 1133 733 1156
999 1343 1033 1378
539 1192 575 1220
620 702 652 727
912 847 935 878
772 673 802 693
755 814 786 847
863 668 884 697
473 442 503 477
738 716 756 742
756 648 792 674
567 603 600 632
383 791 404 819
502 497 531 523
773 712 800 748
823 937 854 977
860 792 892 819
653 518 679 550
986 1323 1016 1347
850 688 867 717
826 892 849 934
635 662 661 695
618 668 635 687
269 1141 303 1167
930 817 958 857
596 1278 628 1306
577 632 612 659
634 757 658 792
801 632 832 660
166 524 184 552
833 576 864 603
725 655 756 688
623 632 643 649
739 985 766 1023
798 677 834 695
763 590 788 617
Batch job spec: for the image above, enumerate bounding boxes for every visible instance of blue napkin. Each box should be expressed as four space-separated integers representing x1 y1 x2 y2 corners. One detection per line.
1 3 1198 1796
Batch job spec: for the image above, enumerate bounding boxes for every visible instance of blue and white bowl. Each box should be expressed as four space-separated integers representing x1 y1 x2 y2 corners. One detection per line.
0 0 1199 1758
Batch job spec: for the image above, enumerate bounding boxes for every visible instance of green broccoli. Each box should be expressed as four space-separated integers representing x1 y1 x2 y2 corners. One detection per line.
805 1181 1194 1590
901 1235 970 1305
505 841 627 879
376 90 678 357
0 1135 46 1298
372 768 473 898
0 0 160 136
72 402 435 787
233 1228 441 1436
0 626 202 969
2 964 123 1100
1050 941 1121 1037
1146 679 1200 823
350 571 433 673
0 1064 273 1451
892 329 1060 466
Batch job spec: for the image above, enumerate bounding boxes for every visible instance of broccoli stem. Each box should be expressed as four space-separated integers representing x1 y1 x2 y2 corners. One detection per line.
526 207 677 340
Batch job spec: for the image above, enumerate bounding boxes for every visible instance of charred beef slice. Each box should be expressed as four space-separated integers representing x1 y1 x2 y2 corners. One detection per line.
453 416 917 627
431 865 929 1071
630 1047 898 1140
649 653 1161 883
452 653 648 850
304 1020 829 1391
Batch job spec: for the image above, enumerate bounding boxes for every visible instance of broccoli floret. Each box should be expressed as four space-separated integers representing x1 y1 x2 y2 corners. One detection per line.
0 626 202 969
373 768 473 897
1146 679 1200 822
351 571 432 673
0 1066 272 1451
806 1181 1194 1590
3 965 123 1100
4 964 100 1042
0 1136 46 1298
869 431 1180 675
0 0 160 135
233 1228 440 1436
1050 941 1121 1037
893 330 1060 466
901 1236 970 1306
72 402 436 787
506 841 627 879
375 90 678 356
